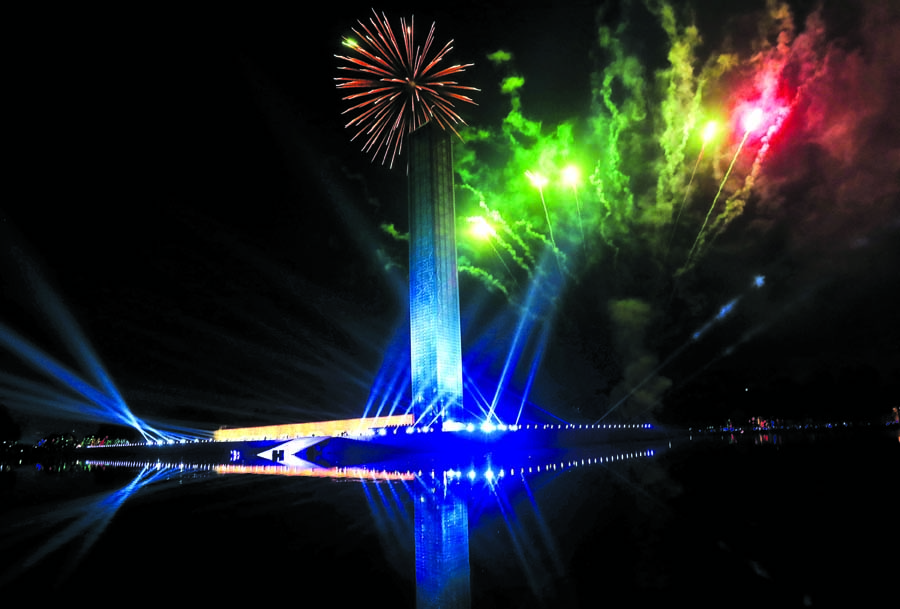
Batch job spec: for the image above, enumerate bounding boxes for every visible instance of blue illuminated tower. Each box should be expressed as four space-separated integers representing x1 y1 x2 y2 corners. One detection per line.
415 485 470 608
408 123 463 427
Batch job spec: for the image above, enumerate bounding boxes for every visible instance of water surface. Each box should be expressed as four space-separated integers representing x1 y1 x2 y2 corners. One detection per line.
1 428 894 607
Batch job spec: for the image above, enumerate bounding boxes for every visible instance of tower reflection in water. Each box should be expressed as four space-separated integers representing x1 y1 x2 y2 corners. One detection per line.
414 475 470 608
71 443 665 607
358 443 664 608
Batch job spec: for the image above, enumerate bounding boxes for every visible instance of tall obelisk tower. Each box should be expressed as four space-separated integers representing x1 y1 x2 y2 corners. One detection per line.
408 123 463 427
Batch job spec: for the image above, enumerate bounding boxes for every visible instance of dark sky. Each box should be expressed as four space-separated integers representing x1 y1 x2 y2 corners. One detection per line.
3 1 899 440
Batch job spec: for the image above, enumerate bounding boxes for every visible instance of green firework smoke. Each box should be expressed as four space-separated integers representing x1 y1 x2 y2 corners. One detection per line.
455 1 721 296
448 0 842 417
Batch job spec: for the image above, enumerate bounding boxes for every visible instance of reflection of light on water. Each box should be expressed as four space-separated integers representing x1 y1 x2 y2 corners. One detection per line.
4 443 668 604
358 445 666 608
215 464 415 480
85 460 216 471
415 484 470 608
209 446 659 484
754 433 781 445
0 462 191 588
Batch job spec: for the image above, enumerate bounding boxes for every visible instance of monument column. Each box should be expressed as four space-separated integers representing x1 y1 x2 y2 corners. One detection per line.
408 123 463 427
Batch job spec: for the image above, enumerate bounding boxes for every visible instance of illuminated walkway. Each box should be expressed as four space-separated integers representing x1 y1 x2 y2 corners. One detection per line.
212 414 414 442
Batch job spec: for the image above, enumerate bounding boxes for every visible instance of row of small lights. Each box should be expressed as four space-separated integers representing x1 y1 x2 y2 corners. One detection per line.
694 421 869 433
218 452 655 482
216 464 415 480
85 438 214 447
406 422 653 434
83 459 217 471
84 422 654 445
424 448 658 485
81 449 657 482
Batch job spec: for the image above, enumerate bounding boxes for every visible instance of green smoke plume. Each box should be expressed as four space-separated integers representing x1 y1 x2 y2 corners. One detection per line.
449 0 770 419
444 0 869 420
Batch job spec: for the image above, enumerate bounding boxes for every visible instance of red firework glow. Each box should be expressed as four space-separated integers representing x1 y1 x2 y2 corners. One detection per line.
741 107 765 133
335 10 478 168
685 97 789 267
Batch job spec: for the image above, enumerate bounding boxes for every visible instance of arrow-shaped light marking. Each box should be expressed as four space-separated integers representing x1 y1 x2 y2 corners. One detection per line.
257 437 328 468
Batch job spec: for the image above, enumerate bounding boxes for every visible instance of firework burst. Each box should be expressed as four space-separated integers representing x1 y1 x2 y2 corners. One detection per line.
335 9 478 168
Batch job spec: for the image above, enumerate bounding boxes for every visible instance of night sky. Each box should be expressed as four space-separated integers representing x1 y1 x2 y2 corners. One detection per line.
3 0 898 441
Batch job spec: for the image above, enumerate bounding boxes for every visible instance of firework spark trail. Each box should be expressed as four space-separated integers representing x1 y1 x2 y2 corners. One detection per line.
527 171 554 248
694 2 827 256
517 221 553 258
572 184 587 257
524 170 562 272
516 220 571 281
493 222 535 276
684 134 748 265
468 216 522 291
477 201 536 269
456 202 536 301
665 120 717 265
460 187 531 273
707 101 792 246
684 110 761 267
335 9 478 167
459 264 509 298
491 245 520 290
694 64 796 258
562 165 587 256
439 0 898 428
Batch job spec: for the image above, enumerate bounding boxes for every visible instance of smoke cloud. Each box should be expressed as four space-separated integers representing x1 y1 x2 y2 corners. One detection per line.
451 0 899 420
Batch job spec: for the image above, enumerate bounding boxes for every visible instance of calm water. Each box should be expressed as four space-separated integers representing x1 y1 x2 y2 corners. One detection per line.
1 427 895 607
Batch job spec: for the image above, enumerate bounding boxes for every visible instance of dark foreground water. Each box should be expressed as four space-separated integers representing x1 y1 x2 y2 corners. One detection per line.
1 427 896 607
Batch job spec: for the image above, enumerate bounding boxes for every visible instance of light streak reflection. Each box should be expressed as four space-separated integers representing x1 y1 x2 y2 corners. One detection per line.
0 462 201 588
